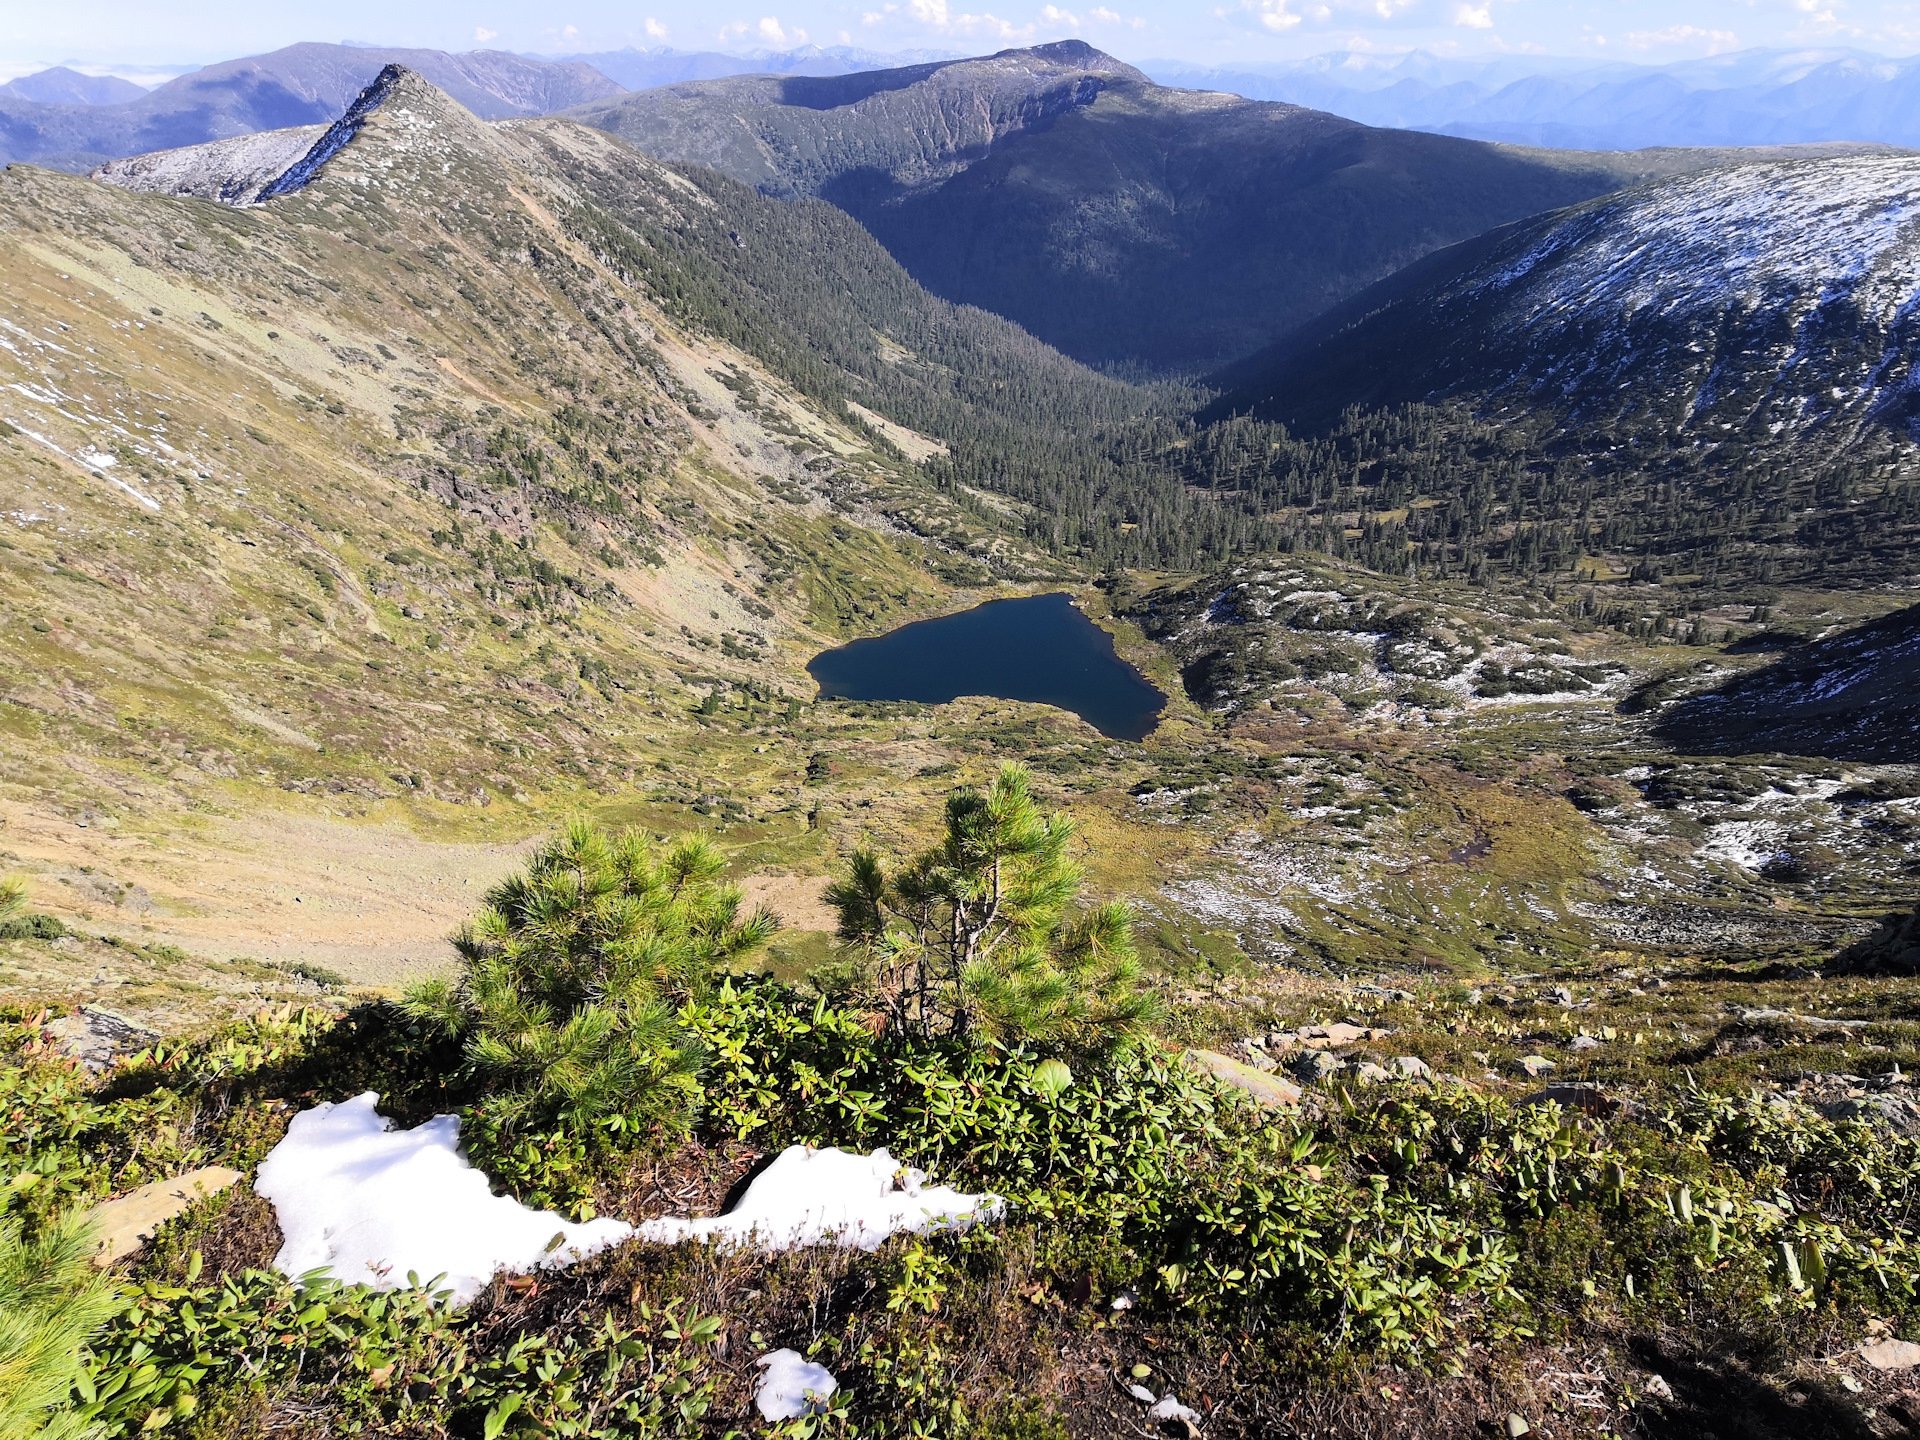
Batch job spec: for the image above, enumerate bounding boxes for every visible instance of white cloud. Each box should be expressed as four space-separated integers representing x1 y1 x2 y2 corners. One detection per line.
473 25 498 43
645 16 668 39
1233 0 1519 38
561 23 579 40
1247 1 1305 32
863 0 1048 41
1623 23 1741 53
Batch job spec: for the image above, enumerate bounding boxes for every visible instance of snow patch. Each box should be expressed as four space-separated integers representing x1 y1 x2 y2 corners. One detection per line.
636 1145 1002 1252
254 1093 633 1305
754 1350 838 1421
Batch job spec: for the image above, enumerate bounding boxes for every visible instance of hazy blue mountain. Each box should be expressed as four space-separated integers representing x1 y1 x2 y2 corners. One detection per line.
0 66 149 106
0 41 624 169
553 44 960 91
1144 47 1920 150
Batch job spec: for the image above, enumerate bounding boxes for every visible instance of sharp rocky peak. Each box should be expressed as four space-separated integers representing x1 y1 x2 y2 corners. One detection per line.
94 64 495 206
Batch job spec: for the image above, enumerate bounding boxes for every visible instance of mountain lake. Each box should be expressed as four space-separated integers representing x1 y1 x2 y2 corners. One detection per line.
807 592 1166 741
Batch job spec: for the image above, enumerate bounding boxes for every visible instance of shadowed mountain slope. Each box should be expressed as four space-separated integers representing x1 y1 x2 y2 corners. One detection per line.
1653 605 1920 762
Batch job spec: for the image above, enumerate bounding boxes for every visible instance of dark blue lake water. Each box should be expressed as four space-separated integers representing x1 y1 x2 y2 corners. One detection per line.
807 592 1166 741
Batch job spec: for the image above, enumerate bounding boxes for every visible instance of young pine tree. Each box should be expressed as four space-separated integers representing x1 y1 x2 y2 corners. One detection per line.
826 764 1160 1054
0 1211 117 1440
405 822 776 1147
0 878 25 932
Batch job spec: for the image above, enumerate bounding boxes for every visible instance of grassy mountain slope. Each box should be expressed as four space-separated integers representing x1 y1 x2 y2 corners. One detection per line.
2 68 1149 979
569 40 1853 373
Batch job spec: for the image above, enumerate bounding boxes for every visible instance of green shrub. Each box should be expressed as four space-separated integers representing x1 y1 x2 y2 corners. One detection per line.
81 1267 733 1440
826 765 1160 1055
0 877 67 941
404 822 776 1167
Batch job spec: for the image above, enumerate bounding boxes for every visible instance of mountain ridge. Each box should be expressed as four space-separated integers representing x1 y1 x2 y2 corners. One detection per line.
568 40 1886 372
1217 152 1920 444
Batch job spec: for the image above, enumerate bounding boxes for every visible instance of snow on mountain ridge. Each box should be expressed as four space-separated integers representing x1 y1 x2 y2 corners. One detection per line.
1475 156 1920 330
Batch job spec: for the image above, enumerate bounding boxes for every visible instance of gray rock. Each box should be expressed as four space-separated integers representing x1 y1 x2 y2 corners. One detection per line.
1569 1034 1602 1052
1516 1054 1557 1078
1813 1093 1920 1137
46 1006 158 1073
1350 1061 1392 1084
1390 1055 1433 1079
1290 1050 1345 1084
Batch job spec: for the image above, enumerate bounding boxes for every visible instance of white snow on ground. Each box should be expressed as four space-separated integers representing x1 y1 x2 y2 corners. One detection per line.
1149 1394 1201 1426
1699 819 1791 871
637 1145 1003 1252
254 1093 633 1304
11 425 162 510
754 1350 838 1421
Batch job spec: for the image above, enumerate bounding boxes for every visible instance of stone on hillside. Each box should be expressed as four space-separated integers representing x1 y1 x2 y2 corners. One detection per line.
1297 1020 1381 1049
48 1005 158 1073
1186 1049 1303 1107
1289 1050 1345 1085
1569 1034 1602 1052
1350 1061 1392 1084
1860 1339 1920 1371
88 1166 245 1265
1516 1055 1556 1078
1391 1055 1433 1079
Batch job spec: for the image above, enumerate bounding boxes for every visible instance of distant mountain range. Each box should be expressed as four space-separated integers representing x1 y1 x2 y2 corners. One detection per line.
12 38 1920 177
550 43 960 91
566 41 1871 372
1144 47 1920 151
0 41 975 173
0 42 623 169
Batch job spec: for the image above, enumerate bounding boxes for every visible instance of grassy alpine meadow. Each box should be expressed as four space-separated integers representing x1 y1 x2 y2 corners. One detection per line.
5 768 1920 1440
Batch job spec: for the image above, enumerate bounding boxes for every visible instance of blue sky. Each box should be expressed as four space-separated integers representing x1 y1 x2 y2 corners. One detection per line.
4 0 1918 78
